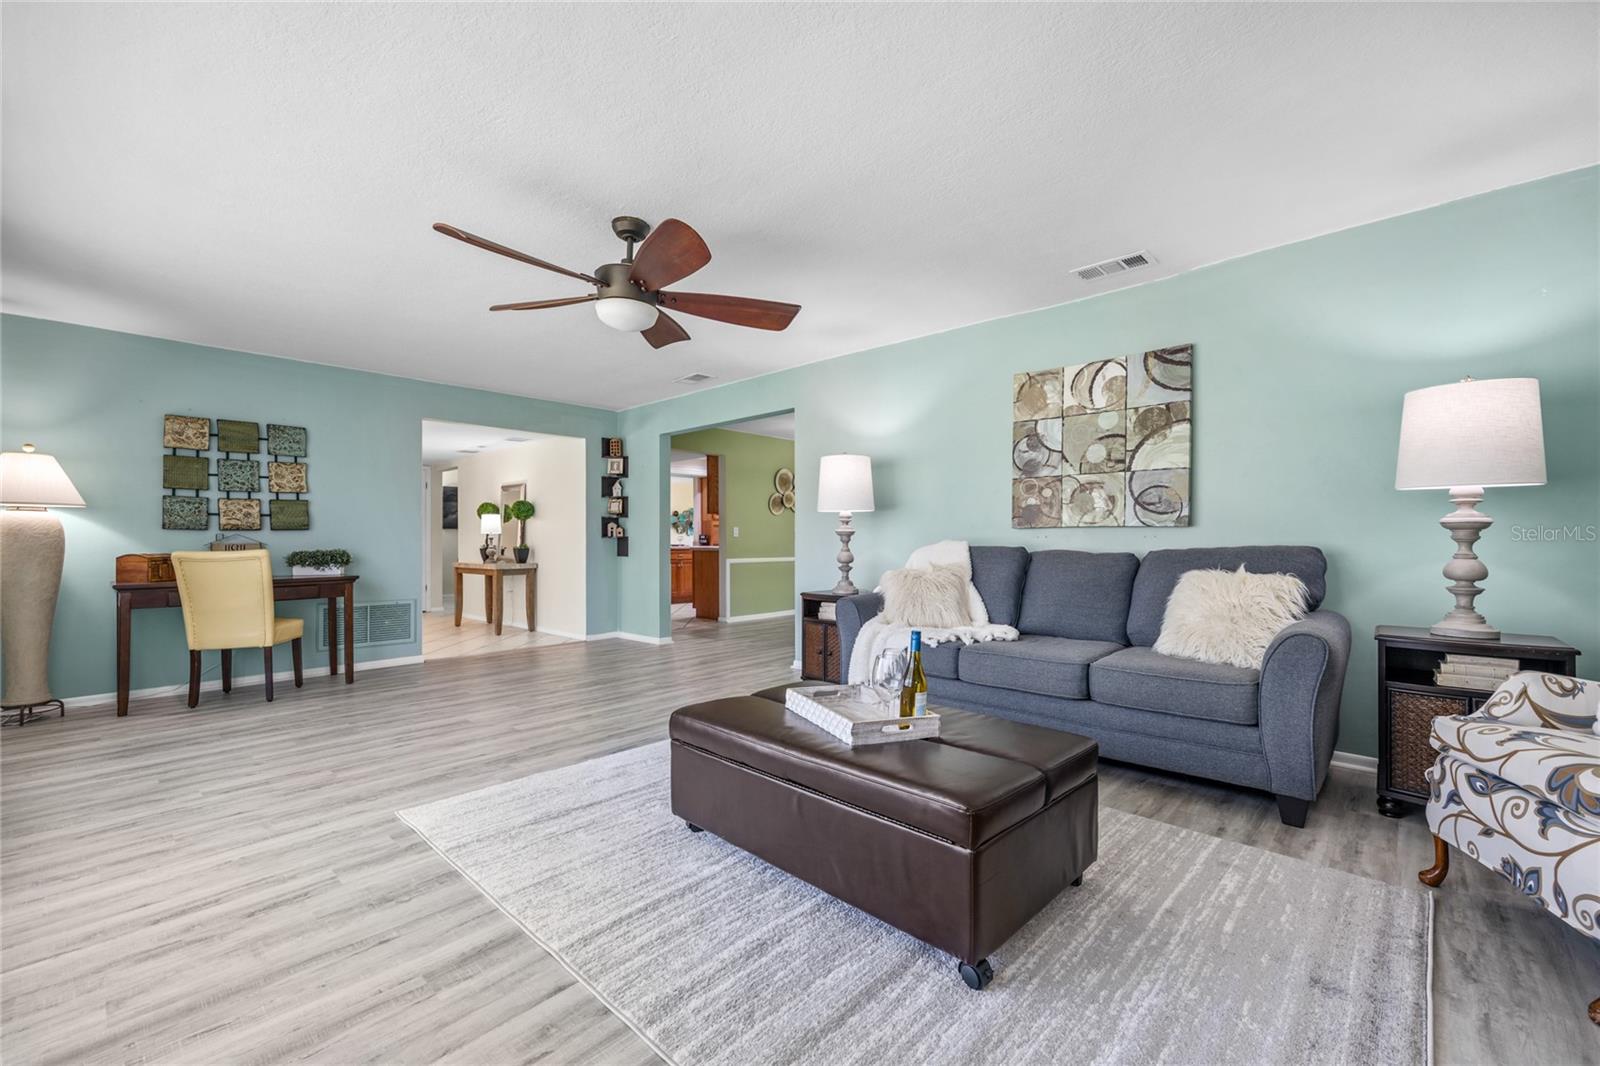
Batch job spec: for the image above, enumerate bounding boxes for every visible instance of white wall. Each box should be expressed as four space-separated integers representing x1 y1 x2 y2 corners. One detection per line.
451 436 586 638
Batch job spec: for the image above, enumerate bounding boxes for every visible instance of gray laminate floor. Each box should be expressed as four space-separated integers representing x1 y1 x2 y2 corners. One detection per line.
3 620 1596 1065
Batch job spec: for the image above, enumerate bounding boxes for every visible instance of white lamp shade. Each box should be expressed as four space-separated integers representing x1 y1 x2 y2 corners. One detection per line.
1395 377 1547 490
817 454 874 513
594 298 660 332
479 512 503 535
0 447 85 508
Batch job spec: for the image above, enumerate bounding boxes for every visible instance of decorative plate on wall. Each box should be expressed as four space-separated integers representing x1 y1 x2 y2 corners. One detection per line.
774 467 794 493
768 492 785 516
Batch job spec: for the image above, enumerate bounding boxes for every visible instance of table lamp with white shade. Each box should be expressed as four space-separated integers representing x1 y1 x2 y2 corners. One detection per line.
817 454 874 595
479 508 503 562
1 444 87 724
1395 377 1546 640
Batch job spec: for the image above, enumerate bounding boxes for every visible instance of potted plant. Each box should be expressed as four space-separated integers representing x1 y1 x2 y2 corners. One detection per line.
475 501 503 561
286 549 352 577
507 498 535 562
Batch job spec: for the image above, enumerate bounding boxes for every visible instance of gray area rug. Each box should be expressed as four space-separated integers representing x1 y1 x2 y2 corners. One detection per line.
399 742 1432 1066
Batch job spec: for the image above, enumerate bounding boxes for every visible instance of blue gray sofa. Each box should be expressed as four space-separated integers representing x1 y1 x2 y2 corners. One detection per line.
836 545 1351 826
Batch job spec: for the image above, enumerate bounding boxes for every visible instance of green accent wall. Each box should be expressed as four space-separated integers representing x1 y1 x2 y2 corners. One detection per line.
670 427 796 617
0 315 620 699
619 168 1600 757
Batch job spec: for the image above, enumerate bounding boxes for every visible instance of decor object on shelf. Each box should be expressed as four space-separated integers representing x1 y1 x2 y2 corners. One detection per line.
1373 625 1579 817
432 215 800 350
1395 376 1546 640
800 591 846 681
286 549 352 577
817 453 874 595
1417 671 1599 1025
507 499 535 563
1011 345 1192 528
209 534 264 552
599 438 629 556
0 444 86 725
476 502 503 562
1153 566 1310 669
606 456 626 476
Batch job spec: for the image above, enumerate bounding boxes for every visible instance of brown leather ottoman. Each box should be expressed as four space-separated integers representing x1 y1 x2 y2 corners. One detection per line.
669 684 1098 990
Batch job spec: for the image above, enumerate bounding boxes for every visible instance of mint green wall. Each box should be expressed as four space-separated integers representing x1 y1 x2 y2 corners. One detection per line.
619 168 1600 757
670 427 795 616
0 315 620 699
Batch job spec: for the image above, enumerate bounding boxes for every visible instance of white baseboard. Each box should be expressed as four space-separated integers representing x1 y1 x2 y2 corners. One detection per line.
62 654 426 711
1329 750 1378 776
456 612 587 643
588 631 674 646
722 609 795 624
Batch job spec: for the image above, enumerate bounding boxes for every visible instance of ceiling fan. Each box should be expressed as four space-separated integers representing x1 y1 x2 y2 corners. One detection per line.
432 215 800 349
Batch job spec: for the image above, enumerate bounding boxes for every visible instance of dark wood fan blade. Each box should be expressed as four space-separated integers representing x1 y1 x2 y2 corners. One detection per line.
629 219 711 292
489 295 598 312
641 309 690 349
657 291 800 331
433 223 598 284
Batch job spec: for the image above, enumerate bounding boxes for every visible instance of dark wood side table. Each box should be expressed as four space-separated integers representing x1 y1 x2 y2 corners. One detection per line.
1374 625 1579 816
801 591 846 683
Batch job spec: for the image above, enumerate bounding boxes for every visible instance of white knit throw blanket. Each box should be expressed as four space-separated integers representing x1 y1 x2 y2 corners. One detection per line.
845 540 1018 684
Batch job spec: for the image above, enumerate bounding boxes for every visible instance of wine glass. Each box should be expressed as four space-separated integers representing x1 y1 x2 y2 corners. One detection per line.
867 647 909 709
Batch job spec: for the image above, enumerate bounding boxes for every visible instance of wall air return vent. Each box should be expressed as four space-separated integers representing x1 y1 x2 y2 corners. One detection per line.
675 372 713 384
1073 250 1156 282
317 600 417 651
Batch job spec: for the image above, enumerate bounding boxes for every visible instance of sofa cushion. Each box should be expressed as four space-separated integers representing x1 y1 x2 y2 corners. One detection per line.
1016 550 1139 644
970 546 1030 627
959 636 1125 700
1090 646 1260 725
1126 546 1327 647
922 640 961 680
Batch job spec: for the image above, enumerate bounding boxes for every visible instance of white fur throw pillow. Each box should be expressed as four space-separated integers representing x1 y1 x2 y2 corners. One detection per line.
880 563 972 628
1153 566 1310 670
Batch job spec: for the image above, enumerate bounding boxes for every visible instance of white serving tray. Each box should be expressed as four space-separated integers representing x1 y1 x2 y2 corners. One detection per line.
785 685 940 747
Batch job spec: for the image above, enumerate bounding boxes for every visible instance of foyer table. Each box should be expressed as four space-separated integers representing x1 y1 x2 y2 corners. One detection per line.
454 562 537 636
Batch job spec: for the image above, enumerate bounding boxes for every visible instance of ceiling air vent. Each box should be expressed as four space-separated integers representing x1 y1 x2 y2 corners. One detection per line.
675 372 713 384
1073 250 1156 282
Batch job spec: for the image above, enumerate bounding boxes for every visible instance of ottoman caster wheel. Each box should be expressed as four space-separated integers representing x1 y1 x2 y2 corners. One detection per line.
685 822 704 833
958 958 994 991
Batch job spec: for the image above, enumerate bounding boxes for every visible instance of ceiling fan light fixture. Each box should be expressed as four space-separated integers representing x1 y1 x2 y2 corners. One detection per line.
595 297 659 333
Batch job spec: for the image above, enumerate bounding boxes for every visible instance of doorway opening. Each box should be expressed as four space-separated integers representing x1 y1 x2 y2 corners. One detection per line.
665 412 796 635
421 419 587 660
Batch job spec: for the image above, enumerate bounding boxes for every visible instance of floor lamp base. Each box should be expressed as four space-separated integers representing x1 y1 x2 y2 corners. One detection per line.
2 699 65 727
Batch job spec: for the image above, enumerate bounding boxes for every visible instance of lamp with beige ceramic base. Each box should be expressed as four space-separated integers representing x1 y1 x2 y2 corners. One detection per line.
0 444 87 725
1395 377 1546 641
817 454 874 596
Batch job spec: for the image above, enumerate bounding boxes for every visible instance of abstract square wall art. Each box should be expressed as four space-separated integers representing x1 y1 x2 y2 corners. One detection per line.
1010 344 1192 528
162 454 210 490
218 498 262 531
161 496 209 530
270 499 310 531
268 461 308 494
218 458 259 493
217 419 261 454
162 414 211 450
266 424 308 457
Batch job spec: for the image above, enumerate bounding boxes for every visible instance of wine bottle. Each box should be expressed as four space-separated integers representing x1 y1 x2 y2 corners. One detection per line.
898 630 928 723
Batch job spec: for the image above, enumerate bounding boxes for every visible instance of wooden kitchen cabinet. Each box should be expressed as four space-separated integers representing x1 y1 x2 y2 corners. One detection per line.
670 549 694 604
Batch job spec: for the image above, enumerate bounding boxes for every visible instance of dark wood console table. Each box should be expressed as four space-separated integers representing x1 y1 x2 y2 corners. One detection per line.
113 573 360 716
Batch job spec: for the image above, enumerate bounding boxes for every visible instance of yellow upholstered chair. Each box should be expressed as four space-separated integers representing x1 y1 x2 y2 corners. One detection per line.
170 550 303 706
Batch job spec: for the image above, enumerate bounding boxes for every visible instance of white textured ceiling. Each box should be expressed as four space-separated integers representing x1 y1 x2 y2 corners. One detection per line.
420 418 564 465
3 4 1596 410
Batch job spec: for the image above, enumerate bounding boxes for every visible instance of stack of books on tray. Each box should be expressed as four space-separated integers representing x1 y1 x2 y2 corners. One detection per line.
785 685 939 747
1433 654 1521 691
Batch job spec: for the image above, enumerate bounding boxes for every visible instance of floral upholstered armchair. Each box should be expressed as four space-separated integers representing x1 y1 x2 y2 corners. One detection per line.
1417 671 1600 1024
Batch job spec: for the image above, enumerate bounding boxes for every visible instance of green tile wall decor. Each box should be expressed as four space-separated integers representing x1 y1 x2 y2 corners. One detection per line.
270 499 309 531
162 414 210 450
161 496 209 530
218 498 262 531
217 418 260 453
267 461 308 494
266 424 307 456
162 454 210 490
217 458 259 493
